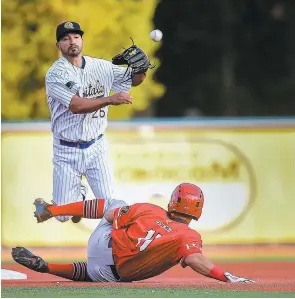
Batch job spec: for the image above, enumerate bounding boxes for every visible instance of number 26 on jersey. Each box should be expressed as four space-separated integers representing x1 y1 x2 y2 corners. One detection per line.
92 108 105 118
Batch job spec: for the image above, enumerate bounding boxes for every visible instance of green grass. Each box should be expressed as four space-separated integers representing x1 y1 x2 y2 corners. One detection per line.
2 287 295 298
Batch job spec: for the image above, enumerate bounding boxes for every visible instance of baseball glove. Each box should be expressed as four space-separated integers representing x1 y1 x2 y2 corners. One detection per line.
112 38 155 74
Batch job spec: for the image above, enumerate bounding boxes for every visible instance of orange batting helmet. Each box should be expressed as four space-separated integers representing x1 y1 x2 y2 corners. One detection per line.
168 183 204 220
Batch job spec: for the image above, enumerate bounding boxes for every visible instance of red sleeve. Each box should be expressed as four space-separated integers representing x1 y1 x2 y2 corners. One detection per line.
177 231 203 267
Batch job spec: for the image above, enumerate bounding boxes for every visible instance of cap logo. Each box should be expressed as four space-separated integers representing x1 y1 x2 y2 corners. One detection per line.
64 22 74 29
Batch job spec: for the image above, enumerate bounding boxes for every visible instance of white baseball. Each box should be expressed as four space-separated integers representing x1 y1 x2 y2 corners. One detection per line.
149 29 163 42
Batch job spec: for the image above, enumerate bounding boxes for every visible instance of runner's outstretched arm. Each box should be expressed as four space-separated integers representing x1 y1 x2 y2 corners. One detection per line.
184 253 255 283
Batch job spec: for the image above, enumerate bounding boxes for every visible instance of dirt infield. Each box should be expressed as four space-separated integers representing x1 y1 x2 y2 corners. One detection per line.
2 261 295 292
2 244 295 261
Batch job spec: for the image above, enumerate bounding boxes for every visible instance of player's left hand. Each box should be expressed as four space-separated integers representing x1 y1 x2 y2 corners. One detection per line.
224 272 255 283
112 38 155 74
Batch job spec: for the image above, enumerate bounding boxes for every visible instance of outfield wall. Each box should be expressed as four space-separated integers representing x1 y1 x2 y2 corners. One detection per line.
2 118 295 246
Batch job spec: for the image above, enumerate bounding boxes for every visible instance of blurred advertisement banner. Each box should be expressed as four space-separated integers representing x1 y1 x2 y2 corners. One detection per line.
2 120 295 246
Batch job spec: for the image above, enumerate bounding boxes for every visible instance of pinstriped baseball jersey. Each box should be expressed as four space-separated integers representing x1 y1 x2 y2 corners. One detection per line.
45 55 132 142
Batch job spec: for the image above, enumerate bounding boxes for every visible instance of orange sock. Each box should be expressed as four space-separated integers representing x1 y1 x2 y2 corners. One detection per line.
48 263 74 280
48 262 91 281
48 202 83 217
48 199 105 219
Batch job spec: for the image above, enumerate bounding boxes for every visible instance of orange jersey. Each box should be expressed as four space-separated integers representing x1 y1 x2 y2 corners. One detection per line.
111 203 202 282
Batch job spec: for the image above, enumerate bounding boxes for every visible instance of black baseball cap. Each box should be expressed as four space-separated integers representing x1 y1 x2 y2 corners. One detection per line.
56 21 84 42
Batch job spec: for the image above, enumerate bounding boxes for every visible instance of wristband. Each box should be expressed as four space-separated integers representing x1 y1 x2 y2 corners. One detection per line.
209 265 228 282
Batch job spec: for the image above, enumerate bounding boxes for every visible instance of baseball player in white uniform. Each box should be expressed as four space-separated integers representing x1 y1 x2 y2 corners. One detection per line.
45 21 149 223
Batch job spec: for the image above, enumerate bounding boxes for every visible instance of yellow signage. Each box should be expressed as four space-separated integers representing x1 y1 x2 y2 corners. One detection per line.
2 126 295 246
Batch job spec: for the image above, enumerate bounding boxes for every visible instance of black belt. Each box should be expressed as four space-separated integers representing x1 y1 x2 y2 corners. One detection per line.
108 238 121 281
110 265 120 281
59 134 103 149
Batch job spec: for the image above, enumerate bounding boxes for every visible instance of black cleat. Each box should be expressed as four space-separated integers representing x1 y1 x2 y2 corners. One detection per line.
11 247 49 273
71 216 82 223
